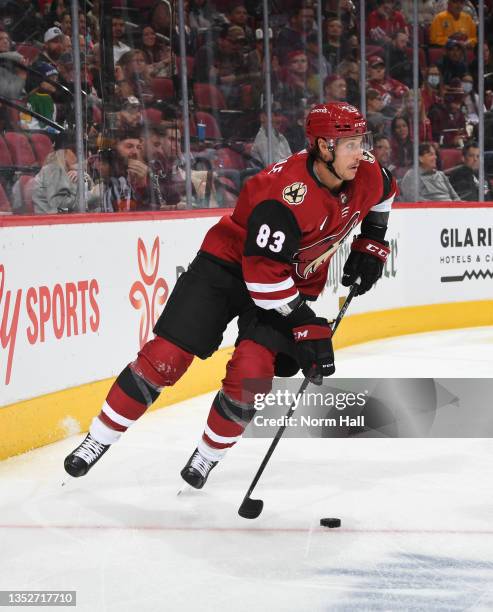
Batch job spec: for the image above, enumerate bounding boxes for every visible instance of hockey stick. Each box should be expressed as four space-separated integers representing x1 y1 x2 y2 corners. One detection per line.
238 279 361 519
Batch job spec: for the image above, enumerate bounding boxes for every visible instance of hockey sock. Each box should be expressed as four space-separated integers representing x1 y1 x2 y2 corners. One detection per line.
199 390 256 461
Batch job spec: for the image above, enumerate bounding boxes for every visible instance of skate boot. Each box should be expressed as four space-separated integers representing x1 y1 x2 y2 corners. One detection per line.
64 433 110 477
180 448 218 489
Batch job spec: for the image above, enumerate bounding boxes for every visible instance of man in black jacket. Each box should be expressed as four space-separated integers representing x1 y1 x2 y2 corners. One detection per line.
448 142 493 201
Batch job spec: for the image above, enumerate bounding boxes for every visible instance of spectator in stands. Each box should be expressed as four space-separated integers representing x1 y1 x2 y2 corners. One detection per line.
367 55 409 113
390 115 413 171
323 74 347 103
251 101 292 168
398 89 433 141
0 51 27 99
421 64 445 113
284 104 313 154
275 4 316 65
21 62 59 132
37 27 65 69
141 126 183 209
31 147 95 214
226 2 254 48
323 16 346 72
117 50 154 106
461 72 484 127
366 88 389 135
429 78 467 146
245 28 280 109
193 25 248 107
306 31 332 91
323 0 358 36
373 134 395 171
58 11 72 37
277 50 315 117
188 0 226 31
385 30 412 88
400 142 461 201
149 0 198 57
116 96 144 130
0 31 12 54
448 141 493 200
112 15 131 64
337 58 360 106
429 0 477 48
140 26 172 78
97 130 150 212
366 0 409 45
0 0 39 43
469 42 493 93
438 38 468 84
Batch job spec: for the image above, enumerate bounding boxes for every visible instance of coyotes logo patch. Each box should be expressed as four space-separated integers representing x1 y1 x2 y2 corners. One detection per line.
282 182 307 205
293 212 360 279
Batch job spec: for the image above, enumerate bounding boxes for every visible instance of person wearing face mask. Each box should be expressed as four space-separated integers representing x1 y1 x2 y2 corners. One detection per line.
421 64 444 113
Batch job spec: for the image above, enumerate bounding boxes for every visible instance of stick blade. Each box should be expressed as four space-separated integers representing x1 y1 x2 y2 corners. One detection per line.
238 497 264 519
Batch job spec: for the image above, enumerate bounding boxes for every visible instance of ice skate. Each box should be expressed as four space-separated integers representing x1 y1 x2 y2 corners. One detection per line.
64 433 110 477
180 448 218 489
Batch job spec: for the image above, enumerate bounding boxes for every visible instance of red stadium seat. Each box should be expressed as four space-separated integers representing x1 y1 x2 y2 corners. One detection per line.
143 107 162 124
151 77 174 101
215 147 245 170
193 83 227 110
0 135 14 166
4 132 37 167
428 47 445 65
192 111 222 139
0 182 12 214
175 56 195 75
18 175 35 214
15 44 40 64
440 148 463 170
30 133 54 165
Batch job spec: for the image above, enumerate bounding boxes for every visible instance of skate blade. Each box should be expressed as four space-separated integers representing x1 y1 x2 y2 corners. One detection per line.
177 482 190 496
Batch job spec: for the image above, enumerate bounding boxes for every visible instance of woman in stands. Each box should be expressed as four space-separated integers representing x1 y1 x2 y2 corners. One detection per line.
139 26 173 78
117 49 155 105
390 115 413 176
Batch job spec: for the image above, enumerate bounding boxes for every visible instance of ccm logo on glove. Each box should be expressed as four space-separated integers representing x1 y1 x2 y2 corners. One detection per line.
352 238 390 262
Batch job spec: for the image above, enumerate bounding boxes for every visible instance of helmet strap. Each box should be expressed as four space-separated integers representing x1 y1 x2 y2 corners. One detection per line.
325 143 343 180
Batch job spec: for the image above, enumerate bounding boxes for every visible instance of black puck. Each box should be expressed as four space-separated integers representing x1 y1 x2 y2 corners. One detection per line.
320 517 341 528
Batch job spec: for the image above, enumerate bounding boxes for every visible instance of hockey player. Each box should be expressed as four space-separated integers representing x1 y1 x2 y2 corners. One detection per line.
64 103 397 489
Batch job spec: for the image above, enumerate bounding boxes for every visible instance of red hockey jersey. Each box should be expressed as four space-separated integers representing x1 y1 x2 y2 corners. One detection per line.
201 150 397 310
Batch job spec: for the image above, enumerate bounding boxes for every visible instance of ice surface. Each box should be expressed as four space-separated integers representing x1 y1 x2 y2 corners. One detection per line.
1 328 492 611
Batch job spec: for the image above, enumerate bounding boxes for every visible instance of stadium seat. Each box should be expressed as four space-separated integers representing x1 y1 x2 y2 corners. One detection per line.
192 111 222 139
0 135 14 166
4 132 37 167
428 47 445 65
151 77 174 101
193 83 227 111
143 107 162 124
15 44 40 64
30 133 53 166
440 148 463 170
18 175 35 214
0 182 12 214
214 147 246 170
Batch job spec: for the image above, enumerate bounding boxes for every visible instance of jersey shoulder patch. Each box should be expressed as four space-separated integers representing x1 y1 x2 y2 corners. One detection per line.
282 181 308 206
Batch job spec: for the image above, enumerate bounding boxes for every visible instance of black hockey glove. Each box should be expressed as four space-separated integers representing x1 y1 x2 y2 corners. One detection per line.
292 318 335 385
342 235 390 296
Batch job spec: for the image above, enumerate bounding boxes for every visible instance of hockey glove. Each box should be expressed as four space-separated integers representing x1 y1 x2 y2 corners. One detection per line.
292 318 335 385
342 235 390 295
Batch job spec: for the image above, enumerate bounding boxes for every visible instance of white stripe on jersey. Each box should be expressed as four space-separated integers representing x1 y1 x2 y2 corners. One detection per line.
370 193 395 212
245 277 295 293
252 292 300 310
